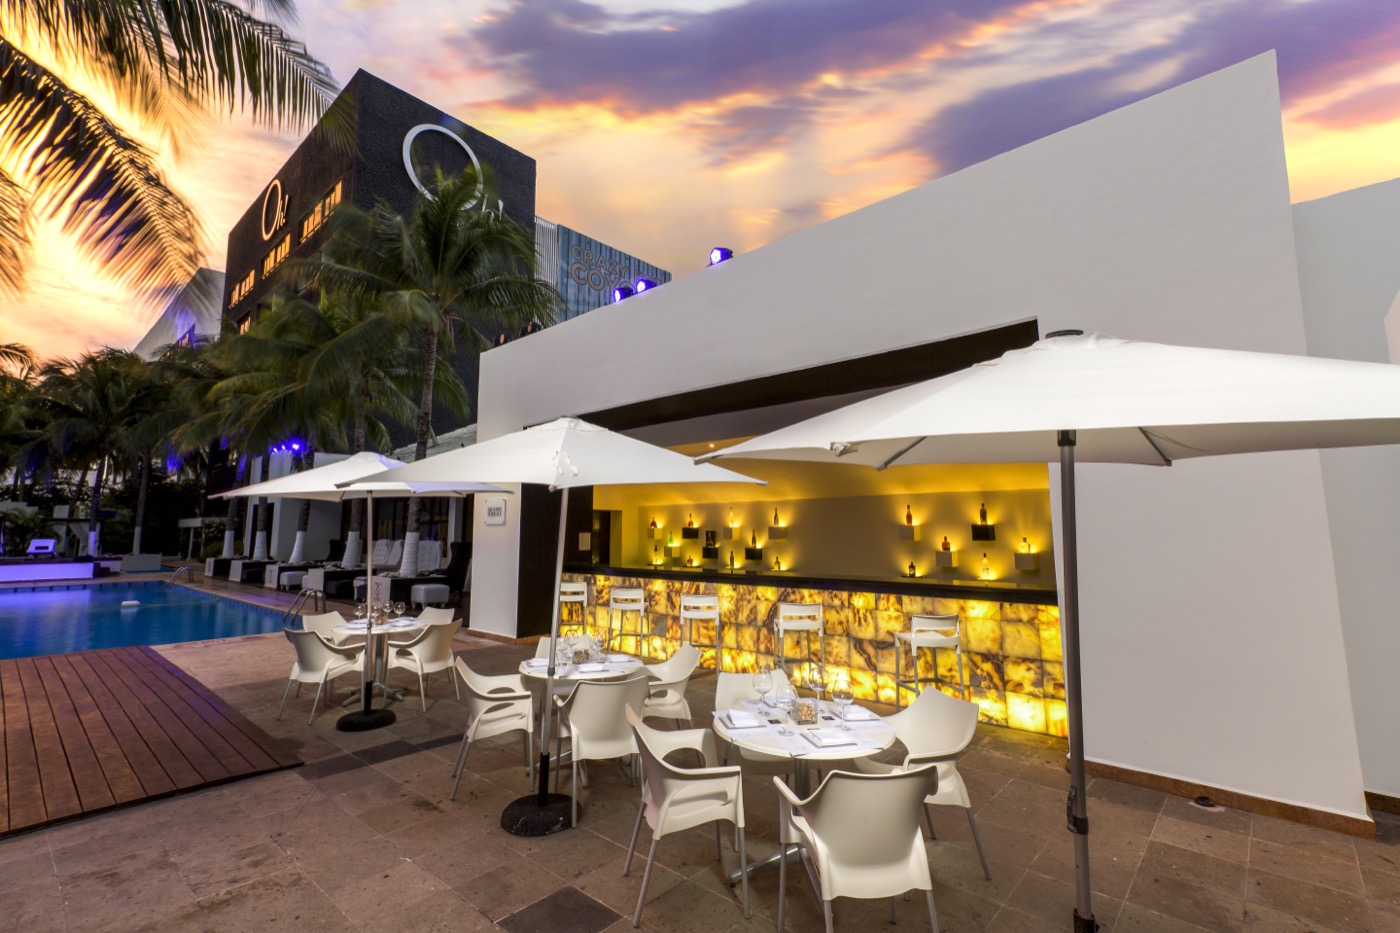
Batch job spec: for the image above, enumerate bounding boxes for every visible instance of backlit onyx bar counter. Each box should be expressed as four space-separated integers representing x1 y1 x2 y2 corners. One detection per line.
561 564 1066 737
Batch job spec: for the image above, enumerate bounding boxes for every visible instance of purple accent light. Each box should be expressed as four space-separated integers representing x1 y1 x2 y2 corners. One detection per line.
708 247 733 265
634 278 656 293
612 284 634 303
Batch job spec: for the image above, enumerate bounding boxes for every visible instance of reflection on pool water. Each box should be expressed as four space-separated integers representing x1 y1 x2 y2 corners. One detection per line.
0 582 286 660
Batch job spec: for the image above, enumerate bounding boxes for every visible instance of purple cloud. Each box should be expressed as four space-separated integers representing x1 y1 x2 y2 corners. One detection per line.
901 0 1400 176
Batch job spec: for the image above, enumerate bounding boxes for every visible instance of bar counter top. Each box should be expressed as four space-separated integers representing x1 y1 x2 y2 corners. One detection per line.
564 563 1059 606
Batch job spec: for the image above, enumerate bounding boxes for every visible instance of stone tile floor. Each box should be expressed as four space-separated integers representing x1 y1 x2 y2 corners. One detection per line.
1 624 1396 932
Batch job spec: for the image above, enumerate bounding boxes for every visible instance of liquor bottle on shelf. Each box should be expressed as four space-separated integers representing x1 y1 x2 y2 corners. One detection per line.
941 536 951 551
905 504 913 525
979 502 988 525
773 507 780 526
907 561 917 577
686 513 694 528
750 528 757 547
649 516 657 529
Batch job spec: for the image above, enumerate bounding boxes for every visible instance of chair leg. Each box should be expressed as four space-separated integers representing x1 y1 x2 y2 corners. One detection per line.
925 889 940 932
308 679 328 726
714 822 722 860
418 668 427 711
923 803 936 840
777 843 788 933
277 679 294 720
890 897 897 923
632 838 659 928
453 671 461 700
624 802 645 876
570 759 579 827
823 898 835 933
966 808 991 880
737 825 750 919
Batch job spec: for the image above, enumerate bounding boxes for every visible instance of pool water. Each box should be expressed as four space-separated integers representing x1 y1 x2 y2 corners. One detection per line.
0 582 287 660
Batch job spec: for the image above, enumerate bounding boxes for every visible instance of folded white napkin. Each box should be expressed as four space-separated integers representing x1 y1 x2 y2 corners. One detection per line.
576 662 608 673
724 709 764 729
838 705 877 722
804 729 859 748
524 657 549 667
607 654 633 663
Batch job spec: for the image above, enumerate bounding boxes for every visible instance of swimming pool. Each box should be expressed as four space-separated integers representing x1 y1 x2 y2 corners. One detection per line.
0 582 288 660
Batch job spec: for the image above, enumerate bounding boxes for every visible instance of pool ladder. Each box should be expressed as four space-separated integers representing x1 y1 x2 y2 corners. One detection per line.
284 588 326 623
166 566 194 587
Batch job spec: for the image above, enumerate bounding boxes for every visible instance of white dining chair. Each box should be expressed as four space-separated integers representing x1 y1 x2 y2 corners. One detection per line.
560 580 589 637
606 588 649 658
554 673 652 826
300 610 347 642
624 707 748 928
415 606 456 627
385 619 462 710
679 593 722 667
451 657 534 799
853 684 991 879
775 765 942 933
775 602 824 686
713 670 798 779
277 628 365 725
642 643 700 727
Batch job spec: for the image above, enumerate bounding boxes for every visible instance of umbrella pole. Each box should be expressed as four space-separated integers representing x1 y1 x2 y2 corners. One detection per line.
501 486 572 836
1059 431 1096 932
338 491 396 731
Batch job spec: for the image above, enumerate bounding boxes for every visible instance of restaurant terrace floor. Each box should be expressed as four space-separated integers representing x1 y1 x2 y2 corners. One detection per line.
0 579 1397 932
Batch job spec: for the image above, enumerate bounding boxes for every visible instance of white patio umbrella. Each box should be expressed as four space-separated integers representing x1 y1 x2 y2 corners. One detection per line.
710 330 1400 932
216 451 507 731
359 416 763 835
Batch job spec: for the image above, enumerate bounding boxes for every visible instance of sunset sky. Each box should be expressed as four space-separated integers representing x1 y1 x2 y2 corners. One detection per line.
7 0 1400 360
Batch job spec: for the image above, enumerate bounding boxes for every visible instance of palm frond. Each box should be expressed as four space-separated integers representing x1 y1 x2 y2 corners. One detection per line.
0 167 30 298
0 42 202 294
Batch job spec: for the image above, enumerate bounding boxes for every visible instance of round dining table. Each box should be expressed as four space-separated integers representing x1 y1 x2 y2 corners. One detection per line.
334 617 426 705
713 698 897 884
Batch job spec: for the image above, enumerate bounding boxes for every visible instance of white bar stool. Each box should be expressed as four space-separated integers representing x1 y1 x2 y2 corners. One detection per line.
606 587 650 657
559 581 589 638
774 602 824 687
679 594 722 670
894 613 966 707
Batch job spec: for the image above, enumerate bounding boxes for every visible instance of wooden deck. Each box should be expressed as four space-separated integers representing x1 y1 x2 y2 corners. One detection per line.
0 646 299 836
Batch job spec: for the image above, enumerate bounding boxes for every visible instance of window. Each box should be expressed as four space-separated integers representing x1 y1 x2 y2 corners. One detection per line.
228 269 255 308
300 180 344 241
261 234 290 277
236 314 252 334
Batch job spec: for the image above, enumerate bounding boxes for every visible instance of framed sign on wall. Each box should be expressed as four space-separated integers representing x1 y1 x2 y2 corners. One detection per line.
484 498 508 526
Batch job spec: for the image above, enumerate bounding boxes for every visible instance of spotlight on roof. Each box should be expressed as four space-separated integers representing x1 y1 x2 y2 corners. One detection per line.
708 247 733 266
634 278 656 293
612 284 635 303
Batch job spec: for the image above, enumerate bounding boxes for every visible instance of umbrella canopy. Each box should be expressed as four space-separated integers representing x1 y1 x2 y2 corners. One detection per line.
360 416 763 835
711 330 1400 932
356 416 761 489
715 331 1400 467
212 451 506 501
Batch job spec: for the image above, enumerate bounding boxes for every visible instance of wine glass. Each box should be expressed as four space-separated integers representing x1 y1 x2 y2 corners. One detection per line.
752 668 773 709
393 600 406 618
772 681 796 735
830 675 854 730
353 602 366 620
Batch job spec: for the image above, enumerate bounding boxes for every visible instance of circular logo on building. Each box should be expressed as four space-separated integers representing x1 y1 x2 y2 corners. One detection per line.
260 178 288 241
402 124 484 207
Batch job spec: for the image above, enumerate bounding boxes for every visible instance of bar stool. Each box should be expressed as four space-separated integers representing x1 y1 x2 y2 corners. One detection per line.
894 613 966 707
606 588 650 658
559 581 589 638
679 593 723 670
774 602 824 687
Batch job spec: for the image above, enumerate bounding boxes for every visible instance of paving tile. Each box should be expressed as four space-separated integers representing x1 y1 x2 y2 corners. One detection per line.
1006 869 1122 930
1161 796 1253 837
1139 840 1249 899
1125 871 1245 933
175 840 297 899
1242 900 1353 932
454 852 570 920
1117 902 1222 932
575 846 688 919
1251 815 1357 863
1028 825 1148 900
499 884 622 933
1365 863 1400 912
0 878 64 932
195 869 354 931
1154 814 1252 864
1089 777 1169 815
986 905 1067 932
1250 837 1363 895
327 858 453 925
1247 868 1371 933
632 878 759 933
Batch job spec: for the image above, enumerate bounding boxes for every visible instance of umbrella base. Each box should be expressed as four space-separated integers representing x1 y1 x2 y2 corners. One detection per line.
335 708 397 732
1074 909 1099 931
501 793 574 836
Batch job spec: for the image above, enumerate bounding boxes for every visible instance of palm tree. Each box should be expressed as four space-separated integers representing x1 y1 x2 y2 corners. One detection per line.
0 1 337 299
0 340 35 496
313 167 561 575
24 349 158 555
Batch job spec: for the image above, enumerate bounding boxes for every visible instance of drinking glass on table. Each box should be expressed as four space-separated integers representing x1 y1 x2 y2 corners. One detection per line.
394 600 406 617
753 668 773 707
830 674 854 730
772 681 796 735
353 602 366 620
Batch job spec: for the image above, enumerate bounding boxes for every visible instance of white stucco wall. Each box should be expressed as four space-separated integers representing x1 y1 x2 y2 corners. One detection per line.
1292 178 1400 799
475 54 1369 818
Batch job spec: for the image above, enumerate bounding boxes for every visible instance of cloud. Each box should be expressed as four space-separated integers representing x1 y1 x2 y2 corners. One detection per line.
463 0 1029 114
897 0 1400 176
1300 81 1400 130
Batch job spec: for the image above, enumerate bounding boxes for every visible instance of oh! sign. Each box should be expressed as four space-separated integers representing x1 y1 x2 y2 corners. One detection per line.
260 178 289 240
483 498 507 526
